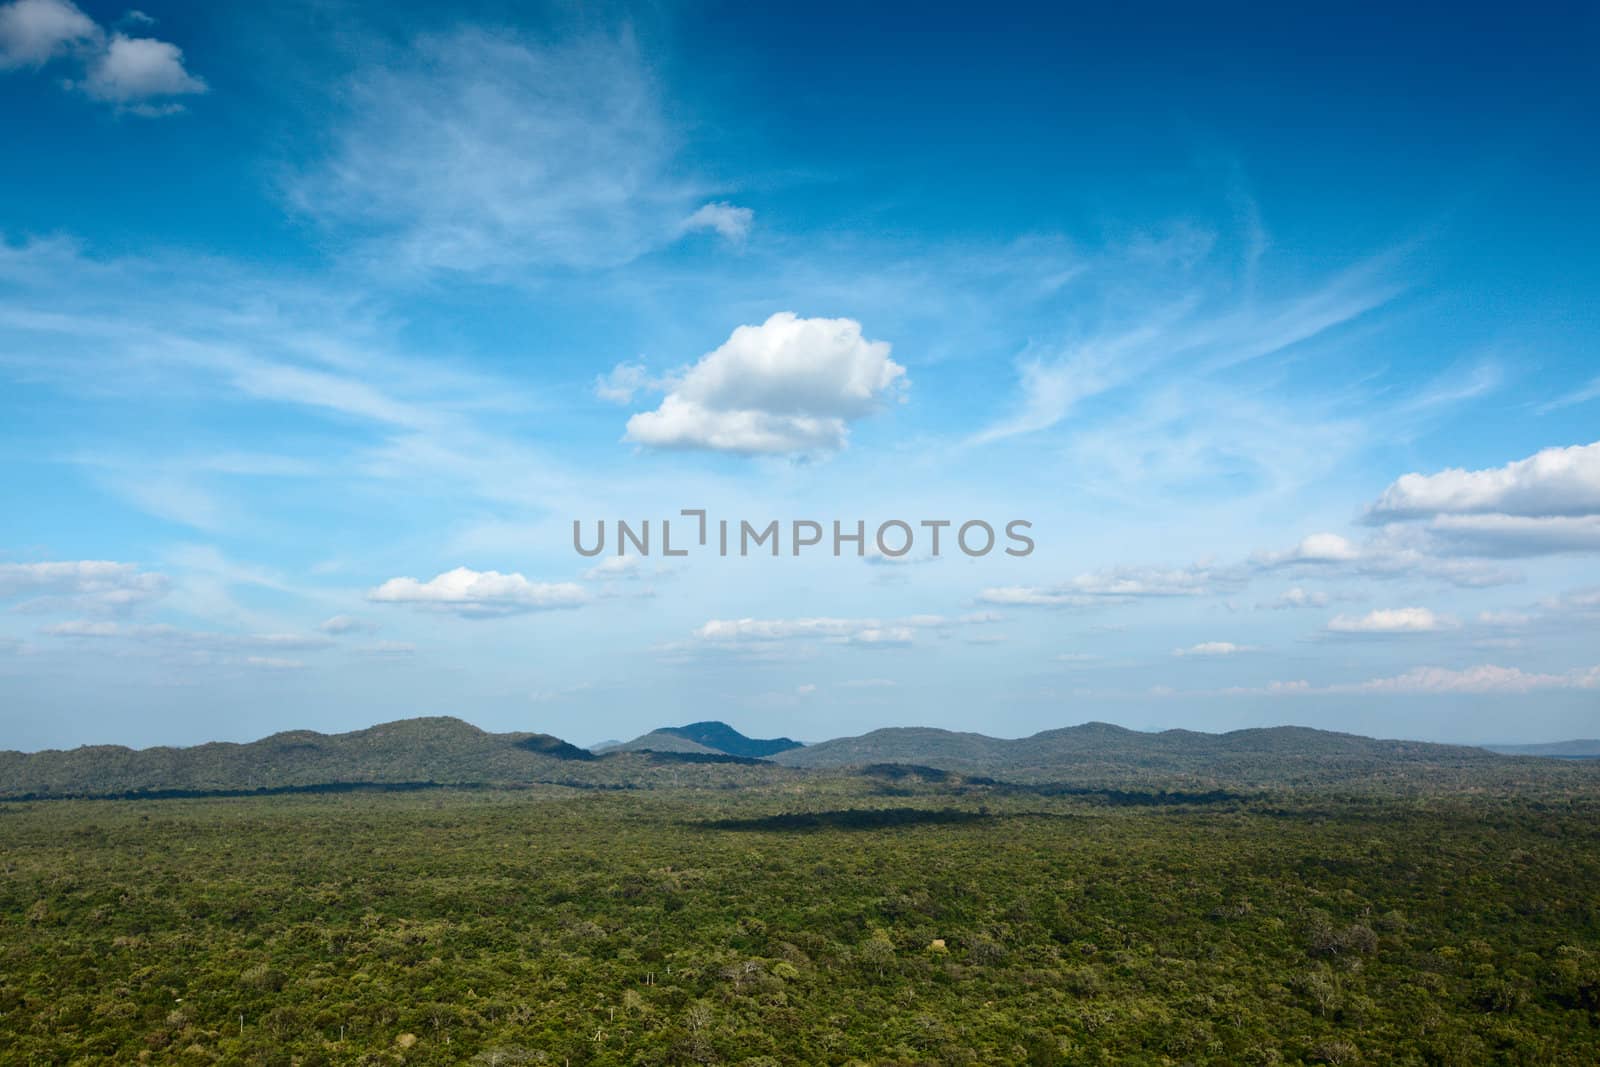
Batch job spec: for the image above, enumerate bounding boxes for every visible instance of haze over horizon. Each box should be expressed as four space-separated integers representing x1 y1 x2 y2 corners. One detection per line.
3 1 1598 751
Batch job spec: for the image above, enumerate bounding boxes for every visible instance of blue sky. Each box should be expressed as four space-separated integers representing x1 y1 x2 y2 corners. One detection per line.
2 0 1597 750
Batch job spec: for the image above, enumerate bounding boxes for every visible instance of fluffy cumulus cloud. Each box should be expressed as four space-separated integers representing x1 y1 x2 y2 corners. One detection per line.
0 559 168 613
625 312 907 454
679 201 754 242
1326 607 1454 634
368 566 586 617
1359 441 1600 558
1252 533 1361 566
0 0 204 114
1366 441 1600 521
77 32 206 113
0 0 96 68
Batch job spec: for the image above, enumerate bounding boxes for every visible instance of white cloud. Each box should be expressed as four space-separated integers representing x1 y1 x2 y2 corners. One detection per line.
358 641 415 657
1426 514 1600 558
42 619 332 653
1223 663 1600 696
582 556 644 581
243 655 305 671
1475 610 1532 627
795 683 816 695
290 30 710 275
0 0 205 116
973 259 1397 444
317 614 377 635
0 559 168 613
1326 607 1455 634
1343 663 1600 695
76 32 206 112
1173 641 1253 656
841 677 897 688
1253 527 1519 588
851 626 915 646
1261 586 1329 609
1366 441 1600 521
624 312 906 455
695 617 866 642
692 613 956 646
368 566 587 617
1539 376 1600 414
594 361 650 404
680 201 754 242
1252 532 1360 566
0 0 97 68
979 563 1232 608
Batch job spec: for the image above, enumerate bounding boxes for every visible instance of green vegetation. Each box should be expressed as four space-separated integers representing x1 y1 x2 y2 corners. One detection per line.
3 768 1599 1064
7 717 1598 800
609 722 803 759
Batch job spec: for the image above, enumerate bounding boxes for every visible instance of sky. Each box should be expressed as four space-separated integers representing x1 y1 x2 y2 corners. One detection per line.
1 0 1598 751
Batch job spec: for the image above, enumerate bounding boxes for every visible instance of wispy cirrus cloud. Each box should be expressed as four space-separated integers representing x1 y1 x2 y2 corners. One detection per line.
41 619 332 664
971 249 1401 446
289 29 733 277
1224 663 1600 697
979 563 1238 608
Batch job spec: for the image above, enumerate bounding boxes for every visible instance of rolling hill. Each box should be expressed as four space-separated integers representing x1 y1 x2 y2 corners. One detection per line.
769 722 1547 788
605 720 803 758
4 716 1595 798
0 717 610 799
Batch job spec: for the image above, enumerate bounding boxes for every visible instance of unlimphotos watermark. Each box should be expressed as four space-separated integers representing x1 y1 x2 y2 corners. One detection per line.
573 510 1034 559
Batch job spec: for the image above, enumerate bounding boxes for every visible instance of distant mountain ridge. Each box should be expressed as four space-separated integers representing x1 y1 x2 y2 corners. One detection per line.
1482 740 1600 758
769 722 1524 787
3 716 1595 799
605 721 803 759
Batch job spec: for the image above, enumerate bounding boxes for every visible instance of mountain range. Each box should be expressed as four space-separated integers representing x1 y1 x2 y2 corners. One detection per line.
3 717 1596 799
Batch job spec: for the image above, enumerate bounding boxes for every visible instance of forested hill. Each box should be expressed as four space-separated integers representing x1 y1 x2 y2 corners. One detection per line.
604 720 803 758
4 716 1596 798
769 722 1562 788
0 717 606 799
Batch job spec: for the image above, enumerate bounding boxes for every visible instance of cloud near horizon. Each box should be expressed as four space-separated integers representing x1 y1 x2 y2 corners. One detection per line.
1326 607 1455 634
1225 663 1600 697
369 567 587 617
